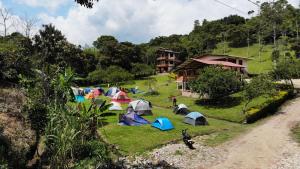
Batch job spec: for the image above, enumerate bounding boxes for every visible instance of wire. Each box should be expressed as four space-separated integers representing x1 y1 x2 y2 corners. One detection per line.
214 0 249 15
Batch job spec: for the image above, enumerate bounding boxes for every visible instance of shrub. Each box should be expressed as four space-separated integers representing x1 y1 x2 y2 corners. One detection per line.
87 69 106 84
190 66 242 100
245 90 292 123
131 63 155 78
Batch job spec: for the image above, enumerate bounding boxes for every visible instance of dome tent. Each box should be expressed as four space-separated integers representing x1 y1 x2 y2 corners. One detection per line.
109 102 123 111
184 112 208 126
105 87 120 97
119 108 150 126
111 91 131 103
174 104 190 115
128 99 152 115
152 117 174 131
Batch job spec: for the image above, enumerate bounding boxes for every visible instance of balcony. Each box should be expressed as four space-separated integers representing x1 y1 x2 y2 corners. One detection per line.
156 64 169 68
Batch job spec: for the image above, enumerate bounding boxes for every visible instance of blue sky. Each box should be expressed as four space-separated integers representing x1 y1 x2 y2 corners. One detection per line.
1 0 299 45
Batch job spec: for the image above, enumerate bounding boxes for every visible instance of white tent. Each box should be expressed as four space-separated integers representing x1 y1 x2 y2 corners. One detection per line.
128 99 152 115
109 102 123 111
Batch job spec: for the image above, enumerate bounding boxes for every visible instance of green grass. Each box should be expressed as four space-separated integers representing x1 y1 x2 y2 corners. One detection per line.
99 106 243 155
81 74 275 155
291 123 300 144
213 43 281 74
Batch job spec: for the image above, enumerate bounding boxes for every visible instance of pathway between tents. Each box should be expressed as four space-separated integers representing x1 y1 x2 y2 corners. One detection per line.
210 95 300 169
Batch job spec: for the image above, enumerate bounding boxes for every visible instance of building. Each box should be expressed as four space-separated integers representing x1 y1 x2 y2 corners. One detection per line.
174 54 250 97
156 48 181 73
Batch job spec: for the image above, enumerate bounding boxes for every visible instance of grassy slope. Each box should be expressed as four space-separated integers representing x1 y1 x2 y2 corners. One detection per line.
84 75 273 155
213 43 275 74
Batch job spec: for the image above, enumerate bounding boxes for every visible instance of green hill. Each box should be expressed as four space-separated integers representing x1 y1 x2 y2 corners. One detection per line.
213 43 280 74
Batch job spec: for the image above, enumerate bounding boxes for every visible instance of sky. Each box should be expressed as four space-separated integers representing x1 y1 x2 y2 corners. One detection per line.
1 0 299 45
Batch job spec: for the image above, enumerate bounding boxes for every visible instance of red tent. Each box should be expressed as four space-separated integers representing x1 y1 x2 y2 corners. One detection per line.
111 91 131 103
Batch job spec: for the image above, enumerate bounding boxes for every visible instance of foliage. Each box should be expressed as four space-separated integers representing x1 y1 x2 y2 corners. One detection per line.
242 74 275 113
245 90 291 123
190 66 242 100
131 63 155 78
75 0 99 8
0 33 33 83
272 59 300 88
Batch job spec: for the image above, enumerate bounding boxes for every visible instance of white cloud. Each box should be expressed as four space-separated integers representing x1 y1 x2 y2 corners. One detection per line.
13 0 69 11
38 0 299 45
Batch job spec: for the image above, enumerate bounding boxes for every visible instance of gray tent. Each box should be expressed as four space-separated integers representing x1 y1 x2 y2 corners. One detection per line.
174 104 190 115
183 112 207 126
128 99 152 115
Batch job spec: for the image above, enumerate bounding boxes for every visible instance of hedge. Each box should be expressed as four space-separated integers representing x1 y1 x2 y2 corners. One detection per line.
245 90 293 123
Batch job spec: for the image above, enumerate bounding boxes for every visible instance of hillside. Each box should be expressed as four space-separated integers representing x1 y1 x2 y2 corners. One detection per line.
212 43 292 74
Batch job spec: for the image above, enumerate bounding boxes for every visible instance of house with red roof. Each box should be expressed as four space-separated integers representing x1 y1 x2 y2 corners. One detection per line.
174 54 250 97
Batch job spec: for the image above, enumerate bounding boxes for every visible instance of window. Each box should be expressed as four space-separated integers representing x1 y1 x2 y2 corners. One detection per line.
239 60 243 65
170 61 174 65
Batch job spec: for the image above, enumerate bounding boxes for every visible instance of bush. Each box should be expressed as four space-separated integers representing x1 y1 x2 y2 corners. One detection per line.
245 90 293 123
190 66 242 100
131 63 155 78
87 66 133 85
87 69 107 84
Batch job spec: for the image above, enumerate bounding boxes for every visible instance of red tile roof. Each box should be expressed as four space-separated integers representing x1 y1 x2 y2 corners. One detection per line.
192 59 246 68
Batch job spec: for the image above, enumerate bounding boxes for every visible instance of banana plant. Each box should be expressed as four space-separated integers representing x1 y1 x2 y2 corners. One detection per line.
76 100 112 139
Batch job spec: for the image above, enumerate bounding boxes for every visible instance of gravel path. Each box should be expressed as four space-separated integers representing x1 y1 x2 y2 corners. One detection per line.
211 97 300 169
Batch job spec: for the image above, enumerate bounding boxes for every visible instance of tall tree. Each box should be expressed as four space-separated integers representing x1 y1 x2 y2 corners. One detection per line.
0 7 13 36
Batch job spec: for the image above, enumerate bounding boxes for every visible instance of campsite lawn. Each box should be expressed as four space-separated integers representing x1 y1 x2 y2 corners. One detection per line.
82 74 276 155
99 107 246 155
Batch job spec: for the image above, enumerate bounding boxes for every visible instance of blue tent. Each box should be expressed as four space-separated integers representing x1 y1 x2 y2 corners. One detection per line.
84 88 91 94
75 95 85 103
184 112 207 126
152 117 174 131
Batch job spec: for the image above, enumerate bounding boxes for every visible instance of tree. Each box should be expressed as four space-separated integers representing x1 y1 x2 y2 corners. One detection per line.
75 0 99 8
272 59 300 89
190 66 242 100
20 14 38 38
243 74 275 114
0 7 13 36
131 63 154 78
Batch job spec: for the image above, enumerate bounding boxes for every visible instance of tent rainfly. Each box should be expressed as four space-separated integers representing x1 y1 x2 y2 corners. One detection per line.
128 99 152 115
152 117 174 131
184 112 207 126
174 104 190 115
111 91 131 103
119 108 150 126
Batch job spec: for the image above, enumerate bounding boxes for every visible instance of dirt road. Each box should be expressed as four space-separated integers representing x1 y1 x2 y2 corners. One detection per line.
211 96 300 169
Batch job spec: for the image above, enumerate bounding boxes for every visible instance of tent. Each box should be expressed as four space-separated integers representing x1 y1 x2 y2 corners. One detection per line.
93 89 100 97
111 91 131 103
184 112 207 126
128 100 152 115
75 95 85 103
105 87 120 97
119 108 150 126
152 117 174 131
174 104 190 115
84 88 92 94
109 102 123 111
71 87 79 96
85 92 95 99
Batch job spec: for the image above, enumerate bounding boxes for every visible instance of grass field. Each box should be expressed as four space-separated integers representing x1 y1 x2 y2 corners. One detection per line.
78 74 275 155
212 43 289 74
